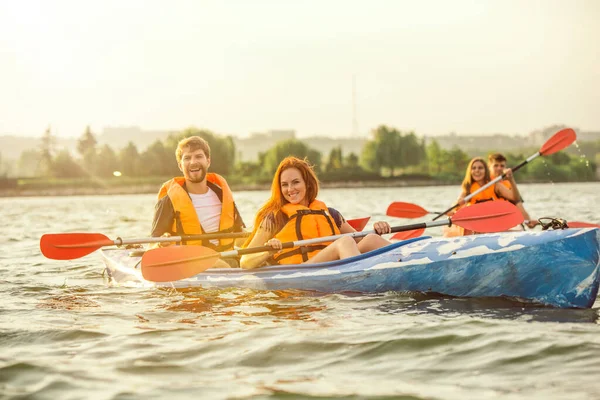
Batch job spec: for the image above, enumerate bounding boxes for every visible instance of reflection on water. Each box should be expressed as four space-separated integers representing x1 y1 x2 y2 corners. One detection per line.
160 288 327 322
378 292 600 324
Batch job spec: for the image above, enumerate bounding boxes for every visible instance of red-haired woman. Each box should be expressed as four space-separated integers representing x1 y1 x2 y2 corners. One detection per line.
240 157 391 269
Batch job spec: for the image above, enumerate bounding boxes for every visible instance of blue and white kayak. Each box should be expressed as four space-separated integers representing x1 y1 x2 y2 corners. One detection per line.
101 228 600 309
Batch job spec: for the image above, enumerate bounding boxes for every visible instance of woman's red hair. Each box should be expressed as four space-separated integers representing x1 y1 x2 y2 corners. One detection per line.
243 157 320 247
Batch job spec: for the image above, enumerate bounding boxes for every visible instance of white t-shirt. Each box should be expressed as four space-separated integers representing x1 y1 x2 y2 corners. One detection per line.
188 188 222 246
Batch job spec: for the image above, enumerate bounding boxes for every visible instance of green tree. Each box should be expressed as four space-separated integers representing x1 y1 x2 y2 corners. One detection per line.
344 152 360 170
446 146 470 174
95 144 119 177
51 150 84 178
141 140 172 176
118 142 141 177
397 132 426 170
262 139 322 175
17 150 41 178
235 161 264 180
548 151 571 166
360 140 380 173
361 125 425 176
326 146 343 172
426 140 444 175
38 126 55 176
372 125 399 175
77 126 97 157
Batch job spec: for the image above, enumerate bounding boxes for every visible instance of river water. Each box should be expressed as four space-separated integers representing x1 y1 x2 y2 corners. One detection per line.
1 182 599 399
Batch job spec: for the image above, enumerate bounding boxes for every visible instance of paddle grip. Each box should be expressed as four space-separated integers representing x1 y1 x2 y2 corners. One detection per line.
390 222 427 232
235 243 295 256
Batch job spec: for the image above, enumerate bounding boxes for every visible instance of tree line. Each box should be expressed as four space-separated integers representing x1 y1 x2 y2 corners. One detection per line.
5 124 598 185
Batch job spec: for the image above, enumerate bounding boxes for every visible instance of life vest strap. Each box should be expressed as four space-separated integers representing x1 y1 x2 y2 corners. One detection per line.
174 211 184 245
474 198 494 204
271 244 328 264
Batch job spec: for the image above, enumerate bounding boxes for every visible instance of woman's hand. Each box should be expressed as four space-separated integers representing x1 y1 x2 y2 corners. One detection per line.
526 219 539 229
264 238 283 250
158 232 172 247
373 221 392 235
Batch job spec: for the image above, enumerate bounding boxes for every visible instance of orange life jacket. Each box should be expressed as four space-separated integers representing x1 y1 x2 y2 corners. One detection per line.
489 174 514 202
456 181 499 236
271 199 341 265
157 173 236 251
465 181 498 205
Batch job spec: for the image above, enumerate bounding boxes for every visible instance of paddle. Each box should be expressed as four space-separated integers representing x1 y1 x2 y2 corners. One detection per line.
432 128 577 221
141 201 523 282
347 217 371 231
40 231 250 260
568 221 600 229
40 217 371 260
386 202 442 219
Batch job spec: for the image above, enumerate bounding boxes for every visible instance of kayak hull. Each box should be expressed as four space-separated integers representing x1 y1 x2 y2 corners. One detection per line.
101 228 600 308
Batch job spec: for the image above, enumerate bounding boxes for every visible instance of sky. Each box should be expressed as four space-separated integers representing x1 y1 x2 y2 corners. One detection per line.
1 0 599 138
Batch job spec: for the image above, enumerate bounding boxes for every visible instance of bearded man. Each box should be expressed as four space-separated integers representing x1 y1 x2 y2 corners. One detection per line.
151 136 245 267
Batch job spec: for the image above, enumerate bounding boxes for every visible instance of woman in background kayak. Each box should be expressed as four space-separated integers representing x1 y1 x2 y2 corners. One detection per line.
457 157 521 206
444 157 521 236
240 156 392 269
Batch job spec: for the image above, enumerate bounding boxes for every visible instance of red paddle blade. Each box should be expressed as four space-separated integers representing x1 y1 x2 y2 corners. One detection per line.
391 228 426 241
568 221 600 229
40 233 112 260
452 201 524 233
141 246 220 282
347 217 371 231
386 202 429 218
540 128 576 155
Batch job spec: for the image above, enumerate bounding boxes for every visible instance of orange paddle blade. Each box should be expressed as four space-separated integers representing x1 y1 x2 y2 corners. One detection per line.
540 128 576 155
40 233 112 260
386 202 429 218
347 217 371 231
391 228 426 241
141 246 220 282
452 201 524 233
568 221 600 229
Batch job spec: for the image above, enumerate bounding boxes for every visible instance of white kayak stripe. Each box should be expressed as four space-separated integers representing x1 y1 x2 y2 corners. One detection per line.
449 244 525 259
367 257 434 270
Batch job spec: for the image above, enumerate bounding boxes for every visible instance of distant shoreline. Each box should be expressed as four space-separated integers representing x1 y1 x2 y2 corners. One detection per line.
0 179 595 198
0 179 452 198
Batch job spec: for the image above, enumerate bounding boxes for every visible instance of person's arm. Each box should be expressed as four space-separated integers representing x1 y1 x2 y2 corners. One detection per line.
506 180 524 204
495 169 521 203
336 209 390 238
232 202 246 231
516 202 539 228
239 226 276 269
446 190 467 216
150 197 175 237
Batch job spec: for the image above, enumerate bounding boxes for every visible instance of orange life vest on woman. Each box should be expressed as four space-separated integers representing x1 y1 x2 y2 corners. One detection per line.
157 173 236 251
465 181 498 205
271 199 341 265
455 181 499 236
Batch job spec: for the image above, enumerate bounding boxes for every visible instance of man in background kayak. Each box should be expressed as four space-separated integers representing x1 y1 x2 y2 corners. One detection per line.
488 153 538 228
150 136 245 267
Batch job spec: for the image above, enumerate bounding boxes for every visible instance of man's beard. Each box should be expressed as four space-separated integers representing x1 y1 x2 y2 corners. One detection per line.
187 167 206 183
